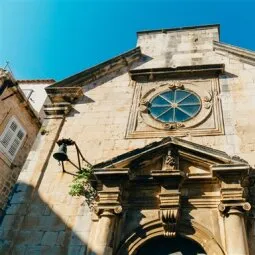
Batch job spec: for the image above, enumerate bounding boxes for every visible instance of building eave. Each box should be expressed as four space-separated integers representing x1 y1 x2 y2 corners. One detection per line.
17 79 56 84
45 47 142 103
214 41 255 65
0 69 41 126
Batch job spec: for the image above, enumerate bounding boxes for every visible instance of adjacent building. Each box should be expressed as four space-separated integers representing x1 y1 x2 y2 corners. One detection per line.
0 69 41 215
1 24 255 255
18 79 55 120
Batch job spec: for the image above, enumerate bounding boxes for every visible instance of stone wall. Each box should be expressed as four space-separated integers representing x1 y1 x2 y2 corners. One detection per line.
0 86 40 213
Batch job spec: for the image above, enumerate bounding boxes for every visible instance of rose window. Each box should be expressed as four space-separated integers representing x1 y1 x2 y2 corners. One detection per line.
148 90 201 123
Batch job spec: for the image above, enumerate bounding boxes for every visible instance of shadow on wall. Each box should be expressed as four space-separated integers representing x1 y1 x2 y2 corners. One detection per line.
0 181 96 255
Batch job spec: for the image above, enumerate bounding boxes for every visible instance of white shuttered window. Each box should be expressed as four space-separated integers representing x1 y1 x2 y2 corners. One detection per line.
0 117 26 161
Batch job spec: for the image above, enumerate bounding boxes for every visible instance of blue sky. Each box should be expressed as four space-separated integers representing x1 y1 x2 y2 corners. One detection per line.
1 0 255 81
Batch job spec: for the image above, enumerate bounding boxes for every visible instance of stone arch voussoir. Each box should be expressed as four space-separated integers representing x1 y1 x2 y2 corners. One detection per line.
116 219 226 255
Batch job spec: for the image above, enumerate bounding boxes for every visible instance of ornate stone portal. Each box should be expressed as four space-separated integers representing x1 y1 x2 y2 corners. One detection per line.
88 137 252 255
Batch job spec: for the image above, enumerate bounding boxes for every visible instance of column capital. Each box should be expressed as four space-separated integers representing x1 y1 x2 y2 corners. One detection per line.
218 202 251 214
94 206 123 217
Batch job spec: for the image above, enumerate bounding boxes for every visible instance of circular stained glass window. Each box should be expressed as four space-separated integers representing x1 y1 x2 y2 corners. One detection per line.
148 90 201 123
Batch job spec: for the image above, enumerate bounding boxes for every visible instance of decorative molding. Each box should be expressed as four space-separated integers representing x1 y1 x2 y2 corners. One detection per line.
94 188 123 217
116 219 226 255
126 77 224 138
160 208 179 238
211 164 252 214
45 87 84 103
152 164 184 238
129 64 225 82
43 102 72 119
159 192 181 238
94 137 236 170
93 168 129 219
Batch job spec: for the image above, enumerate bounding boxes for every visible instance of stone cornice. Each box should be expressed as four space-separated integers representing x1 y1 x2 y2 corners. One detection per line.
45 87 84 103
93 168 130 182
137 24 220 37
211 163 250 178
94 137 241 169
129 64 225 81
214 41 255 65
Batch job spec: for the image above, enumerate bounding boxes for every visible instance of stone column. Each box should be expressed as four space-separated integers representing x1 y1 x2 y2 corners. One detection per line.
212 164 251 255
93 210 117 255
224 207 249 255
89 168 129 255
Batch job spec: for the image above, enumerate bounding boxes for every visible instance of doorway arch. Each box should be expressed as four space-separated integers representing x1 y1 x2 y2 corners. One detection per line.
136 234 206 255
116 219 225 255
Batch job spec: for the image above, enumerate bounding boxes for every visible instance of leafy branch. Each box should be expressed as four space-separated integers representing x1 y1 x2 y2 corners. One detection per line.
69 166 97 208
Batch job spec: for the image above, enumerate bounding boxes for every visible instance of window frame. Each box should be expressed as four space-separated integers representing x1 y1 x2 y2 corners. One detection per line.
148 89 202 123
0 116 27 162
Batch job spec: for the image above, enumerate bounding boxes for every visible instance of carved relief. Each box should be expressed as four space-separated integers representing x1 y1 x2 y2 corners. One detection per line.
162 149 177 170
160 209 179 237
163 123 185 130
203 91 213 109
139 99 149 113
168 82 184 90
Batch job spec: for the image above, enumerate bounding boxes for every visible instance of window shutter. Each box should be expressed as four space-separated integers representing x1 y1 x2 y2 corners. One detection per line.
8 130 25 156
0 117 26 161
0 120 17 148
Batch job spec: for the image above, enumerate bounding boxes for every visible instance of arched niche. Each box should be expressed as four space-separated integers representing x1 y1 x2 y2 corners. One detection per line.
116 220 225 255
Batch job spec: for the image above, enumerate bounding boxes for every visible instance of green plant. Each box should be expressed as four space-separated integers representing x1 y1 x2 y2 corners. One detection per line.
69 166 97 208
40 126 49 135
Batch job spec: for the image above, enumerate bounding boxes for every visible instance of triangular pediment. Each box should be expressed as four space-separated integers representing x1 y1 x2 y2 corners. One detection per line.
94 137 248 179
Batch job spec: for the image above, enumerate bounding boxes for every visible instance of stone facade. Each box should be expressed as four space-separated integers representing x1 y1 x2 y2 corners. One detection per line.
1 24 255 255
0 70 40 214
